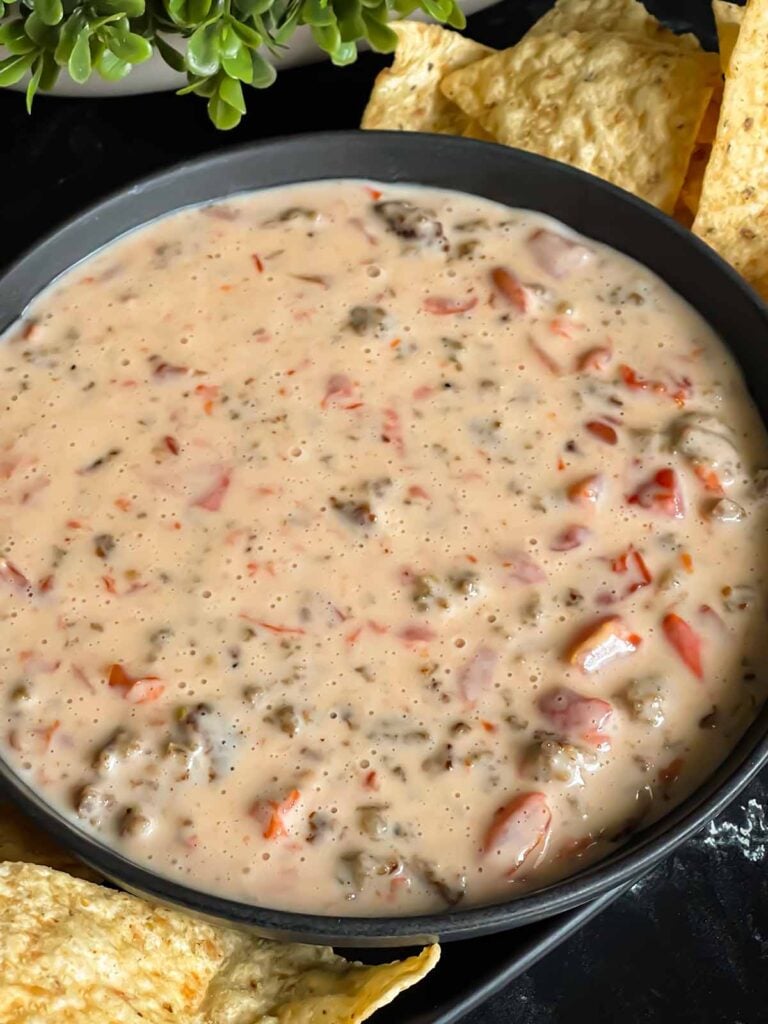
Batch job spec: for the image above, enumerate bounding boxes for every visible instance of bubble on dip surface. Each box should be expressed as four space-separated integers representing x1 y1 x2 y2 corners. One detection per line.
1 181 768 916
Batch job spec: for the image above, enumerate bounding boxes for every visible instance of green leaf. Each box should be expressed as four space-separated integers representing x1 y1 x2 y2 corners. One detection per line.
54 10 85 64
420 0 452 20
360 9 397 50
0 4 6 19
330 38 356 64
25 52 43 109
0 50 35 85
187 0 212 24
271 3 300 42
444 0 465 28
88 13 123 31
176 72 216 95
334 0 364 42
68 21 92 81
249 49 275 86
0 19 36 53
230 17 262 47
301 0 334 26
39 48 59 87
164 0 193 28
154 33 185 71
391 0 419 13
221 41 252 81
96 46 132 78
207 90 241 129
93 0 146 17
233 0 272 16
186 21 220 75
24 10 59 47
104 27 152 62
34 0 63 27
310 21 339 53
219 73 245 112
218 21 240 56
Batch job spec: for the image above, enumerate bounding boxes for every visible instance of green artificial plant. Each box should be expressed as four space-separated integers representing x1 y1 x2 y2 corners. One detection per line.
0 0 464 127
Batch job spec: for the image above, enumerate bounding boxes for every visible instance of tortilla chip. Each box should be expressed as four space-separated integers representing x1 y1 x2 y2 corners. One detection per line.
697 81 723 145
462 120 495 142
0 861 439 1024
693 0 768 299
360 22 493 135
713 0 744 74
0 801 100 881
204 941 440 1024
441 30 717 212
527 0 702 51
679 143 711 217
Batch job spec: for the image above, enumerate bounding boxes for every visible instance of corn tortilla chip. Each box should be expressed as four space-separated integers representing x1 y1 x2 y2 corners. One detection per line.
360 22 492 135
527 0 702 51
441 30 717 212
462 120 495 142
713 0 744 74
693 0 768 299
0 861 439 1024
679 143 711 217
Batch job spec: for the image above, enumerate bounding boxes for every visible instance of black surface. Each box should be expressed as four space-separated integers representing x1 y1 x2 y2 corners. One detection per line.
2 0 767 1019
3 129 768 950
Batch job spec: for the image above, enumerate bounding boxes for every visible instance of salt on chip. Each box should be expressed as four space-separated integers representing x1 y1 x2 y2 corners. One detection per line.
526 0 702 51
693 0 768 300
713 0 744 75
360 22 493 135
0 861 440 1024
440 30 717 213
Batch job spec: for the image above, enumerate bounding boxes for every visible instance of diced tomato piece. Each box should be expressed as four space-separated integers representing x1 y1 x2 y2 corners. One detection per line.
619 364 667 395
423 296 478 315
192 469 231 511
585 420 618 445
397 624 437 645
567 616 640 674
251 788 301 840
662 612 703 679
321 373 355 409
107 663 164 703
458 646 498 703
0 558 30 591
627 468 685 518
528 338 561 375
381 407 405 455
567 474 604 507
611 546 652 595
483 792 551 875
501 551 547 584
693 464 724 495
527 229 592 278
490 267 529 312
538 687 613 747
576 345 613 372
550 525 592 551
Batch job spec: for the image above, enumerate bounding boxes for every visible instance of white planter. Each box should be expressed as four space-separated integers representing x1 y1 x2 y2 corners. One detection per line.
5 1 490 97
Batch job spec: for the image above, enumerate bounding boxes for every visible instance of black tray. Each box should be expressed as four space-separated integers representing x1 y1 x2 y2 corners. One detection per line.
359 880 636 1023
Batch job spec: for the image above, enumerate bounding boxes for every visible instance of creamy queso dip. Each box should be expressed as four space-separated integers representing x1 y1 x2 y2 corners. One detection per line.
2 181 768 916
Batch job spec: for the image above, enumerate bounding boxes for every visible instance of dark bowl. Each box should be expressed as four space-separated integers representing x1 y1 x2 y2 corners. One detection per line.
1 131 767 947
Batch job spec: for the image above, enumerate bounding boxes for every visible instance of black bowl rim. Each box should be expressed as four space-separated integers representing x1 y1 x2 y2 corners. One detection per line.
1 130 767 946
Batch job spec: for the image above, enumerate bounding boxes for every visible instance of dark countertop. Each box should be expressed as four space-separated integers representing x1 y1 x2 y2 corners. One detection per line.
2 0 767 1020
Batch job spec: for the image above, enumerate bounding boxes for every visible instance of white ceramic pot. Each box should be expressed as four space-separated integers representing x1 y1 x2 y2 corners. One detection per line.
5 1 490 97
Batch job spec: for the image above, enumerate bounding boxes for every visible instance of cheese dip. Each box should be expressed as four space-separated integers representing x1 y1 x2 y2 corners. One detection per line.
2 181 767 915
